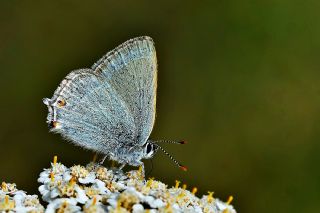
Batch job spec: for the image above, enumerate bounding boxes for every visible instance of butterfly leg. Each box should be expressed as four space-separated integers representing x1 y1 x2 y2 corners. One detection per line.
110 163 125 177
140 163 145 179
119 163 126 170
99 155 108 165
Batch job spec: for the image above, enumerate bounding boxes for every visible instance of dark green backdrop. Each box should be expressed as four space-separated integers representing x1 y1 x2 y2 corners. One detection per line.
0 1 319 212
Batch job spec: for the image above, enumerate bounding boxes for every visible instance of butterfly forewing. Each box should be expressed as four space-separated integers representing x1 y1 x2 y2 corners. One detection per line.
92 36 157 146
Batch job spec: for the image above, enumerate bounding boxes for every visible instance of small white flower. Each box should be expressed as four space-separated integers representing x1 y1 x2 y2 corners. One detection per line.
13 191 26 207
38 170 51 183
172 203 182 212
186 205 203 213
215 199 236 213
50 188 60 199
51 162 67 175
79 172 96 184
132 203 144 213
143 195 154 205
113 182 126 191
23 195 42 208
150 198 165 208
0 182 18 194
15 206 40 212
63 172 73 182
83 198 106 213
215 199 227 211
106 196 117 208
74 185 88 204
92 179 109 195
45 198 80 213
39 185 51 202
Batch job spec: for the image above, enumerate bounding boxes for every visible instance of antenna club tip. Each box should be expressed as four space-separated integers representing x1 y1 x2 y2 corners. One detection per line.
179 140 187 144
179 165 188 171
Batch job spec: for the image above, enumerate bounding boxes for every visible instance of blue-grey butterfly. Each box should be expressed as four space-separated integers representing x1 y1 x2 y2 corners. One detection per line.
43 36 186 171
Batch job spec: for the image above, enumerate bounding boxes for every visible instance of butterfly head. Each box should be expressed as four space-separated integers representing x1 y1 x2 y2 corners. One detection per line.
143 142 159 159
144 140 188 171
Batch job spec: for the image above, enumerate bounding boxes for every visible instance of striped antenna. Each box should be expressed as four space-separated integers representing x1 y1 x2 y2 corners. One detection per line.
153 144 187 171
155 140 187 145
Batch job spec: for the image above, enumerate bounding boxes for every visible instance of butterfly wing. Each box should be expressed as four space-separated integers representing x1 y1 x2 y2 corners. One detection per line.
92 36 157 146
43 69 136 154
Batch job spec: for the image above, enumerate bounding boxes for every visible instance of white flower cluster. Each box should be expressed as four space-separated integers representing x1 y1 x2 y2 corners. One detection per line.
0 182 44 212
36 157 236 213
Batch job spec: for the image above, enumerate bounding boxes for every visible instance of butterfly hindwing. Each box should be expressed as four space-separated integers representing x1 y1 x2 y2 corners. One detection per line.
45 69 136 153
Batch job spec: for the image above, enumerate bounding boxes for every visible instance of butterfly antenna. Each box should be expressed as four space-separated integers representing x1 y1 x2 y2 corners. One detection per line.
153 144 187 171
155 140 187 145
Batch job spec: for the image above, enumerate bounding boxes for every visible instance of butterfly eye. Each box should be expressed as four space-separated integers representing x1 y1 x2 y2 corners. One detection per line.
57 99 66 107
146 143 153 154
144 142 156 159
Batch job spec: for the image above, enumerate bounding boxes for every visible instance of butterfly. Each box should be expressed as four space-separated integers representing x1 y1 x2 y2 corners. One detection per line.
43 36 186 171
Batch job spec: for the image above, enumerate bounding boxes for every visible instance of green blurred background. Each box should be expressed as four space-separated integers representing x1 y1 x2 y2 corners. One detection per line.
0 0 319 212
